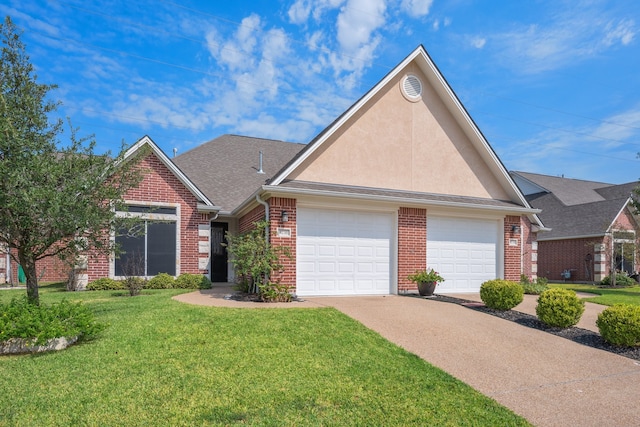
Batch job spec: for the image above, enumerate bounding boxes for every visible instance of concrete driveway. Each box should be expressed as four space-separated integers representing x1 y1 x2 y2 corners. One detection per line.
176 288 640 426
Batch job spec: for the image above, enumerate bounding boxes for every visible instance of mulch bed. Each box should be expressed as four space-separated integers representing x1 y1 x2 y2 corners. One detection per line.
428 294 640 362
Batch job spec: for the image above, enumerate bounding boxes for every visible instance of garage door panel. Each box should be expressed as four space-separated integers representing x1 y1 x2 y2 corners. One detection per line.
297 208 392 296
428 216 499 293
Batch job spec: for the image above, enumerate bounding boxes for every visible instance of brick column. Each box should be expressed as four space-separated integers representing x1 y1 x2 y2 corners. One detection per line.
398 207 427 293
269 197 297 291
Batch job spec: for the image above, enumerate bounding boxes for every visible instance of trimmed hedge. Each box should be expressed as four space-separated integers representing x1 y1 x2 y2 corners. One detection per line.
536 288 584 328
86 278 123 291
597 304 640 347
480 279 523 310
146 273 175 289
174 274 212 289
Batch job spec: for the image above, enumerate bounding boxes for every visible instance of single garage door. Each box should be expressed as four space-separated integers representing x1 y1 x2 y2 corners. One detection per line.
297 207 392 296
427 216 499 293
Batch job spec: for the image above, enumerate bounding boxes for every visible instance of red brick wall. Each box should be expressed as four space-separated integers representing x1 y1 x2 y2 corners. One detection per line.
268 197 296 289
398 207 427 293
504 215 523 281
538 237 603 282
86 151 210 281
239 205 266 234
521 216 538 280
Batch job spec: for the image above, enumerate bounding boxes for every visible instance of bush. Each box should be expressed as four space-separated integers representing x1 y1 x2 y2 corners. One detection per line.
124 277 146 296
597 304 640 347
480 279 523 310
86 277 123 291
0 297 105 345
600 273 637 287
146 273 175 289
259 283 293 302
536 288 585 328
174 274 212 289
519 275 549 294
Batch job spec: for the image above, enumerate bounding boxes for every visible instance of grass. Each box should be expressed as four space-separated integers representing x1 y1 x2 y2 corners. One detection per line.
0 286 530 426
551 283 640 306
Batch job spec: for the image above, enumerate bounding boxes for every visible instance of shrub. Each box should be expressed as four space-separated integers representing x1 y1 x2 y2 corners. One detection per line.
480 279 523 310
536 288 585 328
600 273 637 287
597 304 640 347
259 282 293 302
519 275 549 295
174 274 212 289
146 273 175 289
86 277 123 291
0 297 105 345
124 277 146 296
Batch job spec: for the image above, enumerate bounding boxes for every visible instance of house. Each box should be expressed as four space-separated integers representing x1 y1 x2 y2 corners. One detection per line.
2 45 544 295
511 171 639 282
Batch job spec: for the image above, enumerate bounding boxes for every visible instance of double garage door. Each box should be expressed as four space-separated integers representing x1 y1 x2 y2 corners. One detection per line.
296 208 499 296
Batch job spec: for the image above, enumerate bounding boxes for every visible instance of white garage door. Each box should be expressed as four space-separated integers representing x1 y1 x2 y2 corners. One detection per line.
427 216 499 293
297 207 392 296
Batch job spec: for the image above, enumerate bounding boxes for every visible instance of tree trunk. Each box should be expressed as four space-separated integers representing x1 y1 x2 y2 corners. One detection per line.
19 253 39 305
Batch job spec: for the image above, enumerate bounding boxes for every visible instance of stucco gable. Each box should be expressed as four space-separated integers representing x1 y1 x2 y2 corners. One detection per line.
271 46 529 209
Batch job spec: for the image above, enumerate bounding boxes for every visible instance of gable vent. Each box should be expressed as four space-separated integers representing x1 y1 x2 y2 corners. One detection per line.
402 74 422 99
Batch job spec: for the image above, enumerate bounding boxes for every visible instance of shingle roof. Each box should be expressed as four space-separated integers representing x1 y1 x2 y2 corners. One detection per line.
512 171 637 240
173 135 305 213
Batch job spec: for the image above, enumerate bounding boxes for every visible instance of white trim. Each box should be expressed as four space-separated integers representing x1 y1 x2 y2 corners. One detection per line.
606 198 634 233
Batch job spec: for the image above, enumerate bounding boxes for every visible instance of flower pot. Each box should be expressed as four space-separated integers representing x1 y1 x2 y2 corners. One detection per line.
418 281 437 296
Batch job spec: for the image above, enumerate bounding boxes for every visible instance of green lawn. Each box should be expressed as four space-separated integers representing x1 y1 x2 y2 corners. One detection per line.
0 286 530 426
551 283 640 306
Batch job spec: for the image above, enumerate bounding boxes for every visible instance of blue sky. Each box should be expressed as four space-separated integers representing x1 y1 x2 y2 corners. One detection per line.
3 0 640 184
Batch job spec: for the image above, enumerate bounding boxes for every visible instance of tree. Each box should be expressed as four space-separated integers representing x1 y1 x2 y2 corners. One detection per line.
0 16 142 304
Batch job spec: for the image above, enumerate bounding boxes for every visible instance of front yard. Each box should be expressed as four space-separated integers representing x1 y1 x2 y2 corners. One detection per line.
552 283 640 306
0 286 529 426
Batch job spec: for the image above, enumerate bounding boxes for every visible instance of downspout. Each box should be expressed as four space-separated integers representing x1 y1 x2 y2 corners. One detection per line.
255 193 269 243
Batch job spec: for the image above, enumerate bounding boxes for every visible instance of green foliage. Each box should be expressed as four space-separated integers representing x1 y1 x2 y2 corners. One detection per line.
407 268 445 284
480 279 524 310
259 282 293 302
600 273 637 287
174 273 212 289
520 275 549 295
86 277 123 291
146 273 175 289
536 288 585 328
225 220 290 293
0 296 104 345
0 17 143 304
597 304 640 347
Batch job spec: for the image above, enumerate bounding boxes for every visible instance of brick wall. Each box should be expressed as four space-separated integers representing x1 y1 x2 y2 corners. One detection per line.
398 207 427 293
86 151 211 282
538 237 603 282
504 215 524 281
239 205 266 234
268 197 297 289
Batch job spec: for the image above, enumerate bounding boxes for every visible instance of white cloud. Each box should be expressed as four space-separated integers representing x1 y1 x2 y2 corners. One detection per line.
288 0 312 24
470 37 486 49
400 0 433 18
484 7 638 74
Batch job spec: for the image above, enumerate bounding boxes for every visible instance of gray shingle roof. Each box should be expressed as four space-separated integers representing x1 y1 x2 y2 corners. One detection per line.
513 171 637 240
173 135 305 213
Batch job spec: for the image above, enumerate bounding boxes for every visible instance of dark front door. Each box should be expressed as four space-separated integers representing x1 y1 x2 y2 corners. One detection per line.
210 222 228 282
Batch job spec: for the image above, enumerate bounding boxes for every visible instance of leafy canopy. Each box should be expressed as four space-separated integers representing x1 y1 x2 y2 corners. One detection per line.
0 16 142 304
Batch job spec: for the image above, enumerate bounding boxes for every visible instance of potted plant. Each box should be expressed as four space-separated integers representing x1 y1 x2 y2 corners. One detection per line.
408 268 445 296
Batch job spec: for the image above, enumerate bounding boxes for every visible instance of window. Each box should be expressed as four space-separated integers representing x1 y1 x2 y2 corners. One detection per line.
115 220 176 276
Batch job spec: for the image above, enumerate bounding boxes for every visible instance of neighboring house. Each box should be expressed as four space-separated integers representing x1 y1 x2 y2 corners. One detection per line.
1 45 544 295
511 171 640 282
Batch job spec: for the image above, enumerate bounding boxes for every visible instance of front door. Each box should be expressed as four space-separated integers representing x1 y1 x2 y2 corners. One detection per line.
210 222 228 282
